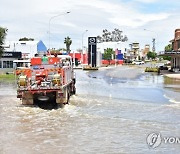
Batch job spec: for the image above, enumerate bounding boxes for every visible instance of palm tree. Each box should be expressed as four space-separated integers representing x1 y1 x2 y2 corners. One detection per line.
64 36 72 54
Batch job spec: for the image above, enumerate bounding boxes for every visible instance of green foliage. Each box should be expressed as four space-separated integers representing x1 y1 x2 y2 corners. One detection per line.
104 48 114 60
0 74 15 81
147 51 157 60
145 67 158 72
19 37 34 41
59 48 67 51
0 27 8 56
160 56 171 61
161 44 172 61
64 36 72 54
164 44 172 51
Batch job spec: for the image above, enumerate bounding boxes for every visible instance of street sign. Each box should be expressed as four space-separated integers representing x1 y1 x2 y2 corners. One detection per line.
88 37 96 45
88 37 97 67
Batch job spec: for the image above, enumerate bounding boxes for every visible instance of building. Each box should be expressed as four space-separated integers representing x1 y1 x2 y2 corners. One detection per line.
4 40 47 59
162 29 180 71
0 40 47 72
97 42 129 66
0 51 22 72
169 29 180 71
142 44 150 60
170 29 180 51
124 42 141 62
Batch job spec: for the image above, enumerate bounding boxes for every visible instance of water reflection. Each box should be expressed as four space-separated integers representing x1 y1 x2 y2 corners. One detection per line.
0 68 180 153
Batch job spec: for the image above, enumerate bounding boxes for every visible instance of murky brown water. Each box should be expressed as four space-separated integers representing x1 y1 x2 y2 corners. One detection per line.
0 69 180 154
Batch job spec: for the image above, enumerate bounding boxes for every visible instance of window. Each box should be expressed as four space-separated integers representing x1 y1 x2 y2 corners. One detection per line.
10 61 13 68
178 40 180 49
3 61 13 68
172 42 174 50
3 61 6 68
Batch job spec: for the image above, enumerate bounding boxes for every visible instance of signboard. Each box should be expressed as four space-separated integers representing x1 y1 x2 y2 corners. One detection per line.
165 51 180 54
2 52 22 58
88 37 97 67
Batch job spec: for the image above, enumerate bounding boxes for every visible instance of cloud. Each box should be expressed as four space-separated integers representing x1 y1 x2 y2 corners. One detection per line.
134 0 157 3
59 21 77 28
0 0 179 51
110 12 170 28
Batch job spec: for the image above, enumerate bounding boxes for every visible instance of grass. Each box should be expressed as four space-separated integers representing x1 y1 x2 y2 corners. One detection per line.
145 67 159 72
0 74 16 81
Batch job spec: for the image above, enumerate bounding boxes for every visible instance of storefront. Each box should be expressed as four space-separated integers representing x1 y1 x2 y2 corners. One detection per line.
0 52 22 71
162 51 180 72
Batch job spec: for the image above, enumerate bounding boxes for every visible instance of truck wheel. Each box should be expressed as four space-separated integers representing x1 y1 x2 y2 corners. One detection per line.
64 87 70 104
73 78 76 84
34 92 57 109
72 86 76 95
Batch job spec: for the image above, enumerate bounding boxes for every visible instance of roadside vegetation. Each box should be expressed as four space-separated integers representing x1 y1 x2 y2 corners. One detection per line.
0 73 15 81
103 48 114 65
0 26 8 56
145 67 158 72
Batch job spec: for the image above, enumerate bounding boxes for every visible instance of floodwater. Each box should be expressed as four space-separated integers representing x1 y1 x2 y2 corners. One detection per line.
0 67 180 154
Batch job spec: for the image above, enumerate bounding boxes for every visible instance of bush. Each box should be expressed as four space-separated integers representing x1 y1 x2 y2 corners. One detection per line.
145 67 158 72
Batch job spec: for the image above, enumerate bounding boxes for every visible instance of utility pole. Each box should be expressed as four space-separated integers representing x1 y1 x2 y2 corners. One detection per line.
152 38 156 52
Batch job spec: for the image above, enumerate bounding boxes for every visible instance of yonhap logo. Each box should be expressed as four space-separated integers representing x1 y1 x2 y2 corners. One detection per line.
147 132 162 149
147 132 180 149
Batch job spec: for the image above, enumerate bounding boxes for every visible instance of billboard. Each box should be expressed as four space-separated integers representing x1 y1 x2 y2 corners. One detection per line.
2 52 22 58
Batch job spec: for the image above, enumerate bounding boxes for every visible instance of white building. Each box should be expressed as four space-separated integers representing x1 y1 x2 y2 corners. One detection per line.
4 40 47 59
97 42 129 54
0 40 47 72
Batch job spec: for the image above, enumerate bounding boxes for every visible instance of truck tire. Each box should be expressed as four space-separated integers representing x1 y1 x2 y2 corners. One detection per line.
33 92 57 109
72 85 76 95
64 87 70 104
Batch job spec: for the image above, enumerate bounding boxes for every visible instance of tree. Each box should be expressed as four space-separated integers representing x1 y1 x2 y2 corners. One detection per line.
165 44 172 52
19 37 34 41
103 48 114 64
64 36 72 54
0 27 8 56
147 51 157 60
160 44 172 61
97 28 128 43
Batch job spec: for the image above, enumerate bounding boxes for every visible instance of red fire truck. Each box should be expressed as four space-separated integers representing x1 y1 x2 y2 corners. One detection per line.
15 55 76 109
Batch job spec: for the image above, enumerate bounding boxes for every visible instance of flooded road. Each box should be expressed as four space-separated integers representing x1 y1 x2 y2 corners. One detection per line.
0 67 180 154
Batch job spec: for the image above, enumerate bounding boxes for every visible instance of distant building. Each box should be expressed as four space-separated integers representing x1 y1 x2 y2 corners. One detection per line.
124 42 141 62
4 40 47 59
0 40 47 72
142 44 150 59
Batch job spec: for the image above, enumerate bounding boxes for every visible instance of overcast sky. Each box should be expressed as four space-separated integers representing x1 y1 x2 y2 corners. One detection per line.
0 0 180 51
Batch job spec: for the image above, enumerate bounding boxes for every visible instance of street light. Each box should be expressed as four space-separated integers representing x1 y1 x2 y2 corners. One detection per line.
48 11 70 50
81 30 88 64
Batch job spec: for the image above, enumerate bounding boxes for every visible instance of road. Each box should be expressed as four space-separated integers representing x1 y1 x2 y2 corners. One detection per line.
0 66 180 153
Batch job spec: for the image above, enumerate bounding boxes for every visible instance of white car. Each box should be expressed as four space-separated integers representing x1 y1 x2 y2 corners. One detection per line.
132 60 145 65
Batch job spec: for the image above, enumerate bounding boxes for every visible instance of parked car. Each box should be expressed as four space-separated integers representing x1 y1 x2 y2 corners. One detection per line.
132 60 145 65
159 65 168 70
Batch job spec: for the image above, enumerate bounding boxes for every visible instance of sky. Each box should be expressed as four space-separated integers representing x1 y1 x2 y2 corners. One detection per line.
0 0 180 52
